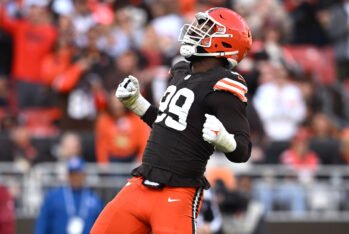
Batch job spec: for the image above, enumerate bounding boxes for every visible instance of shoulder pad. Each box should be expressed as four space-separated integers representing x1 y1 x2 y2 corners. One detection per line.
213 72 248 102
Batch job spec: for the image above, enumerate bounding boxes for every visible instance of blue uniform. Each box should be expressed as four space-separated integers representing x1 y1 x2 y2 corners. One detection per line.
35 186 103 234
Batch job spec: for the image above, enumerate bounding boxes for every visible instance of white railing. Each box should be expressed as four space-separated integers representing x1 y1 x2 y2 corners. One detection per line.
1 162 349 221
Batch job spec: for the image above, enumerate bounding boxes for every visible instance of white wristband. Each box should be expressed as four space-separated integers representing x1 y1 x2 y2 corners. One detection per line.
129 95 151 116
216 132 237 153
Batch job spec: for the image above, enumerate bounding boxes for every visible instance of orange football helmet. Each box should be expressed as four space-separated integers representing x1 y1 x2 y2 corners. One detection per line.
179 7 252 68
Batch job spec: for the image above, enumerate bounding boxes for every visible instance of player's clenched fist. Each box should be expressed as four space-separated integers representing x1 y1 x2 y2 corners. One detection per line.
202 114 237 153
115 75 150 116
115 75 139 100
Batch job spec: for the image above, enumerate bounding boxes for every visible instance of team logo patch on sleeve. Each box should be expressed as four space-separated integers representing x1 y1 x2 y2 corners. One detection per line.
213 78 248 102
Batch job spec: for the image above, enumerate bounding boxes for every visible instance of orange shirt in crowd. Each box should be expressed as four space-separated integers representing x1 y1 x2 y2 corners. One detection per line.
0 7 56 83
41 48 107 112
96 113 150 164
281 149 319 171
41 48 85 92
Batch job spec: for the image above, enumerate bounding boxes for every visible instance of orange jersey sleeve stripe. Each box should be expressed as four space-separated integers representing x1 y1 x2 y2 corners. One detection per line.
217 80 246 95
213 83 247 102
220 78 248 93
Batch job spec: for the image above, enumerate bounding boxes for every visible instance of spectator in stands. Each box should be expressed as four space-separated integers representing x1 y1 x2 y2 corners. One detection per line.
280 128 319 171
0 184 15 234
43 25 114 132
95 93 149 165
274 174 307 216
260 18 301 79
70 0 96 48
337 128 349 165
197 188 223 234
298 74 349 128
40 18 76 89
139 25 164 69
0 110 16 133
40 29 94 130
262 20 290 66
111 48 168 106
0 0 57 108
104 6 139 58
35 157 102 234
10 125 39 171
149 0 183 58
206 167 249 215
309 113 340 164
297 78 324 119
326 0 349 84
54 132 86 180
253 170 306 217
289 0 330 46
206 166 237 192
0 75 8 107
234 0 289 41
253 61 306 163
56 132 82 161
107 50 143 93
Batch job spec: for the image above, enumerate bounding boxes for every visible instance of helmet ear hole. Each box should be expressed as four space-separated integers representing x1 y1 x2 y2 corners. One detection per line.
222 42 232 48
214 44 218 48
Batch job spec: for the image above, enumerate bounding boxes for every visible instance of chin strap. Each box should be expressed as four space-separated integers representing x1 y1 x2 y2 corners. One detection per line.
180 44 238 68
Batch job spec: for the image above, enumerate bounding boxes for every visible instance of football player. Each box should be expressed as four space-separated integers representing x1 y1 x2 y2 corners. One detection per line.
91 7 252 234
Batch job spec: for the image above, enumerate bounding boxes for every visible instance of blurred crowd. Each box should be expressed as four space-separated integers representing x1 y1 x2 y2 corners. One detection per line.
1 0 349 232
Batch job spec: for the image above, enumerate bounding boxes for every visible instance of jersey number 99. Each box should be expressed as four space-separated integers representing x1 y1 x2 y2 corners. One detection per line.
155 85 194 131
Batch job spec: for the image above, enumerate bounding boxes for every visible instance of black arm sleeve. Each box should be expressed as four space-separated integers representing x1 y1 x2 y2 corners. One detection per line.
204 91 252 163
140 105 158 128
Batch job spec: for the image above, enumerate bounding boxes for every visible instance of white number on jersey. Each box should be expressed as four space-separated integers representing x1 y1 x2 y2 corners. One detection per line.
155 85 195 131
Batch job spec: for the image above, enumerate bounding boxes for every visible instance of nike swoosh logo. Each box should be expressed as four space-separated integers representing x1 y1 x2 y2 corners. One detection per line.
168 198 181 202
